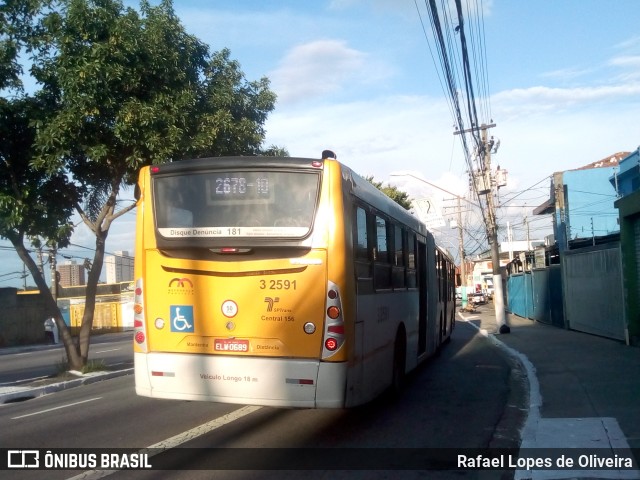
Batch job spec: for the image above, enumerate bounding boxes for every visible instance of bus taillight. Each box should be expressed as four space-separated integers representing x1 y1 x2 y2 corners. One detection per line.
328 325 344 335
324 338 338 351
133 278 148 352
322 281 345 359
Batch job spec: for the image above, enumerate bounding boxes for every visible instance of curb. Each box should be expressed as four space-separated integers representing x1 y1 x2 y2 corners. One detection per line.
457 311 541 444
0 368 134 404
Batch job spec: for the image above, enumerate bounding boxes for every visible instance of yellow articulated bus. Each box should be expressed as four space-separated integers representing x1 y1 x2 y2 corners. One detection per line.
133 152 456 408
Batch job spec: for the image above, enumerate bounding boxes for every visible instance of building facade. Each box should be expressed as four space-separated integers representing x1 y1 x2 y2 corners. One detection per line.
611 148 640 345
534 152 627 252
105 250 134 284
528 152 629 341
58 260 86 287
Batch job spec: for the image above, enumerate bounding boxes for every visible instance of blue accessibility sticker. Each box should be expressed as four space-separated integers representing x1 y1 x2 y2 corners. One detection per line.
170 305 194 332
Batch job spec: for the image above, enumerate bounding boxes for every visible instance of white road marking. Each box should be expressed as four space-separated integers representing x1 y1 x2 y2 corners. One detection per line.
93 348 121 354
66 404 263 480
11 398 102 420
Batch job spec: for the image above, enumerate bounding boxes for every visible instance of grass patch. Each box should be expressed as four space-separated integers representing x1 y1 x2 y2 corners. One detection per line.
55 357 108 376
81 359 107 374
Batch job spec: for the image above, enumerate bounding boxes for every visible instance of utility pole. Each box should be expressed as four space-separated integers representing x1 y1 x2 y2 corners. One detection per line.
49 246 58 303
455 123 509 333
481 126 509 333
456 196 467 309
507 221 513 261
36 246 44 277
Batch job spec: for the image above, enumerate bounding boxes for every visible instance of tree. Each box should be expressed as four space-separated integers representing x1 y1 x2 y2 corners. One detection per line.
0 96 79 343
261 145 290 157
10 0 279 370
365 176 413 210
0 0 47 91
0 1 84 356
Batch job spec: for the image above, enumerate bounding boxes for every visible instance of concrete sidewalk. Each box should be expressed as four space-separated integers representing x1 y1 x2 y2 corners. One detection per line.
459 304 640 480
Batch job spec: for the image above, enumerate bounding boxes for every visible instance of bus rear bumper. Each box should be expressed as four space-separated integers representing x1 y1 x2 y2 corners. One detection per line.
135 352 347 408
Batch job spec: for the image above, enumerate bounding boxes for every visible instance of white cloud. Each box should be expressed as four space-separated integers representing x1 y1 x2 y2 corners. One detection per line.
266 78 638 243
614 35 640 51
492 83 640 119
609 55 640 68
491 103 639 183
265 93 456 180
540 67 595 81
269 39 393 105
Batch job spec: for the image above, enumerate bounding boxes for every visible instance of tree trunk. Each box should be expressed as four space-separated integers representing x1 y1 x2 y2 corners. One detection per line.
78 228 108 364
8 234 84 369
75 176 124 368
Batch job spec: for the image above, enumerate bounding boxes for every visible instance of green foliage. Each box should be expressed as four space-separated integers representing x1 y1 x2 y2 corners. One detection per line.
1 0 284 368
33 0 278 181
34 0 200 172
260 146 290 157
192 49 277 157
0 0 48 92
81 358 106 373
0 96 77 246
365 175 413 210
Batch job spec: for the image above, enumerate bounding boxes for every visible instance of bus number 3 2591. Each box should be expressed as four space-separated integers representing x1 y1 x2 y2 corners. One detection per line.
259 280 297 290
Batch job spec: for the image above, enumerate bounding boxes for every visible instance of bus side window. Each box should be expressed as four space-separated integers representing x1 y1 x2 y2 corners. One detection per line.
374 215 392 290
355 207 369 260
375 216 388 262
354 206 373 293
435 250 442 301
406 233 417 288
392 225 406 289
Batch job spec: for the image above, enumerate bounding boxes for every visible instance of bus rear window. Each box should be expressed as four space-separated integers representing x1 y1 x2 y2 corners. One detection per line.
153 170 320 239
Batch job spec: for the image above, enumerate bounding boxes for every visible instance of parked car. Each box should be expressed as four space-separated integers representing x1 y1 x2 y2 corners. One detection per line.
469 292 487 305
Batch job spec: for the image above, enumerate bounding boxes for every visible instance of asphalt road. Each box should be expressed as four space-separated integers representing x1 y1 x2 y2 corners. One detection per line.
1 321 527 479
0 333 133 385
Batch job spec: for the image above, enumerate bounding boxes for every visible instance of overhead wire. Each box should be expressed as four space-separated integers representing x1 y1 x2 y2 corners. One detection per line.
413 0 457 122
423 1 481 202
419 1 551 253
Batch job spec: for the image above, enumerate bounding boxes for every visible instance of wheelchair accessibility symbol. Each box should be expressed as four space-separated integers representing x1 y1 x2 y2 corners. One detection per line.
170 305 194 332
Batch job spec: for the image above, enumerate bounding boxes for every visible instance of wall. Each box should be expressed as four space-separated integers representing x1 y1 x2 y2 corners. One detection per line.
506 266 563 328
61 281 135 334
0 288 49 347
0 283 135 346
615 190 640 345
562 243 626 341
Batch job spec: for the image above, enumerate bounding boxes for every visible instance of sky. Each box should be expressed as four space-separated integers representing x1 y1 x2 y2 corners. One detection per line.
2 0 640 288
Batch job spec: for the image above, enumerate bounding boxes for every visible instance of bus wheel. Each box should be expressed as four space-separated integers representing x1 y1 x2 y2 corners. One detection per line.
444 312 454 344
390 327 406 395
